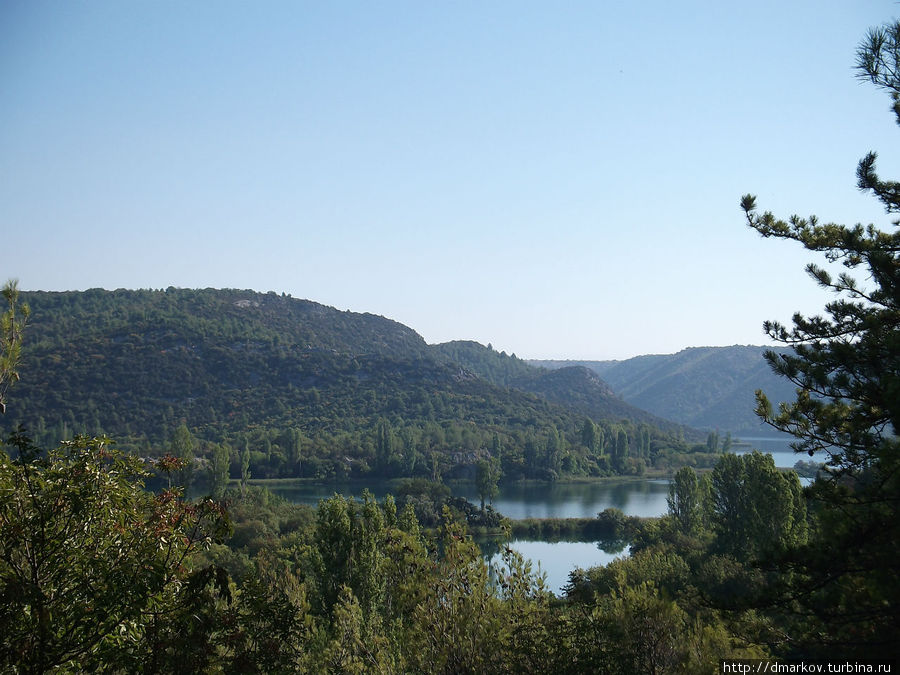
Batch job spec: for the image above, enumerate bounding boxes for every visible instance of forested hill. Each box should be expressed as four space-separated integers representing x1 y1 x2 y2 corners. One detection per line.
530 345 796 435
23 287 430 358
5 288 700 481
431 340 686 434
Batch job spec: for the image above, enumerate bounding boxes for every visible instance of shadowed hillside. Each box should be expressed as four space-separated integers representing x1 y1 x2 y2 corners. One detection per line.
432 341 693 437
530 345 795 435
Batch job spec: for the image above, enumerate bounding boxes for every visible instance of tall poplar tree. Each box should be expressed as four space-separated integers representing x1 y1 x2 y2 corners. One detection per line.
475 457 501 511
169 423 195 490
667 466 706 537
210 442 230 500
240 440 251 497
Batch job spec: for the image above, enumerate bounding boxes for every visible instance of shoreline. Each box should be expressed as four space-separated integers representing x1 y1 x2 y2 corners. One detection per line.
238 471 674 489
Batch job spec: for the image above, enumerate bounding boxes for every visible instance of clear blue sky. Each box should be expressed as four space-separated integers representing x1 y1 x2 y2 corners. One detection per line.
1 1 896 359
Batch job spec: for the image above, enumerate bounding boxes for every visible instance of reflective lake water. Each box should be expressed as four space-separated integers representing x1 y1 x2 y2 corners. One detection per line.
480 539 629 596
733 436 808 469
453 479 672 520
266 477 672 519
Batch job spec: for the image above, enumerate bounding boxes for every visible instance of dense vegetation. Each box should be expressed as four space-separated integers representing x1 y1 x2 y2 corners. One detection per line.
5 287 703 483
0 432 802 673
532 344 797 435
0 421 868 672
2 17 900 672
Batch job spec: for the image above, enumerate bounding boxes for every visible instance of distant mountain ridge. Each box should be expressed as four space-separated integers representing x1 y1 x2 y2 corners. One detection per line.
432 341 688 435
529 345 796 435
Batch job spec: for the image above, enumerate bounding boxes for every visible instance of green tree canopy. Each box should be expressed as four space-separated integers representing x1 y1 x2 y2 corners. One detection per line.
666 466 708 537
0 280 28 415
0 433 227 672
475 456 501 512
709 452 807 561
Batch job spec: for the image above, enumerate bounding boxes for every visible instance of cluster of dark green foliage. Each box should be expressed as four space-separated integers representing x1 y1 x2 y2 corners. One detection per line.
0 282 29 415
508 507 636 546
384 477 506 530
5 287 703 483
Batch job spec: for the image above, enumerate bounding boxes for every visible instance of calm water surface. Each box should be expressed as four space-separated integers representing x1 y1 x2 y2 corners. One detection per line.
733 436 809 469
266 478 672 519
481 539 629 596
454 479 671 519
